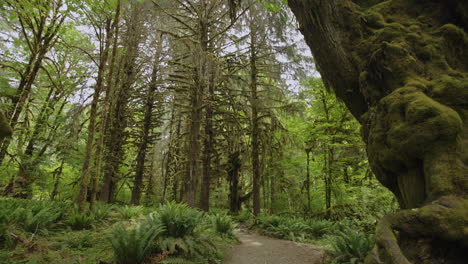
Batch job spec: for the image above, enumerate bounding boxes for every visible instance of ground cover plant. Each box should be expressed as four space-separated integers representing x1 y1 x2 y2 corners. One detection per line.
0 198 235 264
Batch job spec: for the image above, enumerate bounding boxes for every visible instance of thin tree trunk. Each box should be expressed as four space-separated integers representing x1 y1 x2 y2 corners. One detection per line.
131 52 161 205
50 160 65 200
228 151 241 215
250 13 261 216
92 1 121 209
76 15 116 213
306 150 311 212
199 71 215 211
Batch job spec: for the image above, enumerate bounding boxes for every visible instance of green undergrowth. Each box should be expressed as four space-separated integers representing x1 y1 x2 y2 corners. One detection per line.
0 198 236 264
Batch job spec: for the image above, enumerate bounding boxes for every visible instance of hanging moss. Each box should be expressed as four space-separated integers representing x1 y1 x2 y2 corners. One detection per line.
0 111 12 138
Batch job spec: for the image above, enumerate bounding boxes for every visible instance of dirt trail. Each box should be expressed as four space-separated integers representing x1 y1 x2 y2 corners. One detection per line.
225 229 325 264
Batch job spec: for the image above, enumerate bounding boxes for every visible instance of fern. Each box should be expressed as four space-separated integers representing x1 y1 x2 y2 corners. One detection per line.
149 202 203 238
65 213 94 230
92 203 112 222
13 206 62 232
117 205 144 219
110 222 165 264
211 214 235 238
157 235 219 261
332 228 374 264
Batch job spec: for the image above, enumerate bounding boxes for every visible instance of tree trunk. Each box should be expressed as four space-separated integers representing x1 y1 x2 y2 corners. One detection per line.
92 1 121 209
249 10 261 216
289 0 468 263
102 2 142 204
131 53 161 205
77 10 118 212
228 151 241 215
50 160 65 200
199 70 215 211
306 150 311 212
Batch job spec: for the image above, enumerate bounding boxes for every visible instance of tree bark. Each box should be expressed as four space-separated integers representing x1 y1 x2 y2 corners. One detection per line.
77 6 118 212
306 150 311 212
131 41 162 205
199 66 215 211
228 151 241 214
50 159 65 200
289 0 468 263
249 7 261 216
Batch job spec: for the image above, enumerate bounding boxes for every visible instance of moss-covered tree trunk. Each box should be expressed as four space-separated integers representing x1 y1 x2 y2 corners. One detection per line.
288 0 468 263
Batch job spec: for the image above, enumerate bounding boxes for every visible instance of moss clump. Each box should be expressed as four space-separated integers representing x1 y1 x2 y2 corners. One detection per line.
362 10 386 28
430 75 468 109
376 85 462 157
0 111 12 138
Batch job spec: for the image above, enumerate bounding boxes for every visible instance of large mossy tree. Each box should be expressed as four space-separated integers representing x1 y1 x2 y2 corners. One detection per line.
288 0 468 263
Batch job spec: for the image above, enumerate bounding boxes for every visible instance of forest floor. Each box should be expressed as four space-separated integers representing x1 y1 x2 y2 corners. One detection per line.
225 228 325 264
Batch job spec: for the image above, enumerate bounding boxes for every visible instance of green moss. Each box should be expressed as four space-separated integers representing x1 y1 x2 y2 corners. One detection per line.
439 24 468 45
377 22 407 41
363 10 386 28
431 75 468 108
385 87 462 155
0 111 12 138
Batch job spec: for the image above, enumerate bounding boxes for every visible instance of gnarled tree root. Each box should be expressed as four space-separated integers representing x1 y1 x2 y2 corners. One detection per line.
365 196 468 264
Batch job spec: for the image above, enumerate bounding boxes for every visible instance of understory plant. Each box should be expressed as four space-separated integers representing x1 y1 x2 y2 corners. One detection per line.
331 228 374 264
110 222 165 264
117 205 144 219
65 213 94 230
211 214 235 238
149 201 203 238
254 215 334 242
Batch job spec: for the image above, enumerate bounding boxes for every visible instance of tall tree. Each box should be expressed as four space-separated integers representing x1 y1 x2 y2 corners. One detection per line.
131 31 166 205
289 0 468 263
76 0 121 212
249 4 261 216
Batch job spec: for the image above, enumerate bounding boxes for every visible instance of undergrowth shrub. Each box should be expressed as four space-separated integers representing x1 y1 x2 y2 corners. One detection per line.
13 206 63 232
65 213 94 230
0 216 13 248
117 205 144 219
211 214 235 238
92 204 112 222
157 234 218 261
332 228 374 264
110 222 165 264
254 215 334 242
50 230 98 249
232 210 252 223
149 202 202 238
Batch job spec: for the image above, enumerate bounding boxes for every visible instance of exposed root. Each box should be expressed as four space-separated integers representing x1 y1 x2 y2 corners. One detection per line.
365 196 468 264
